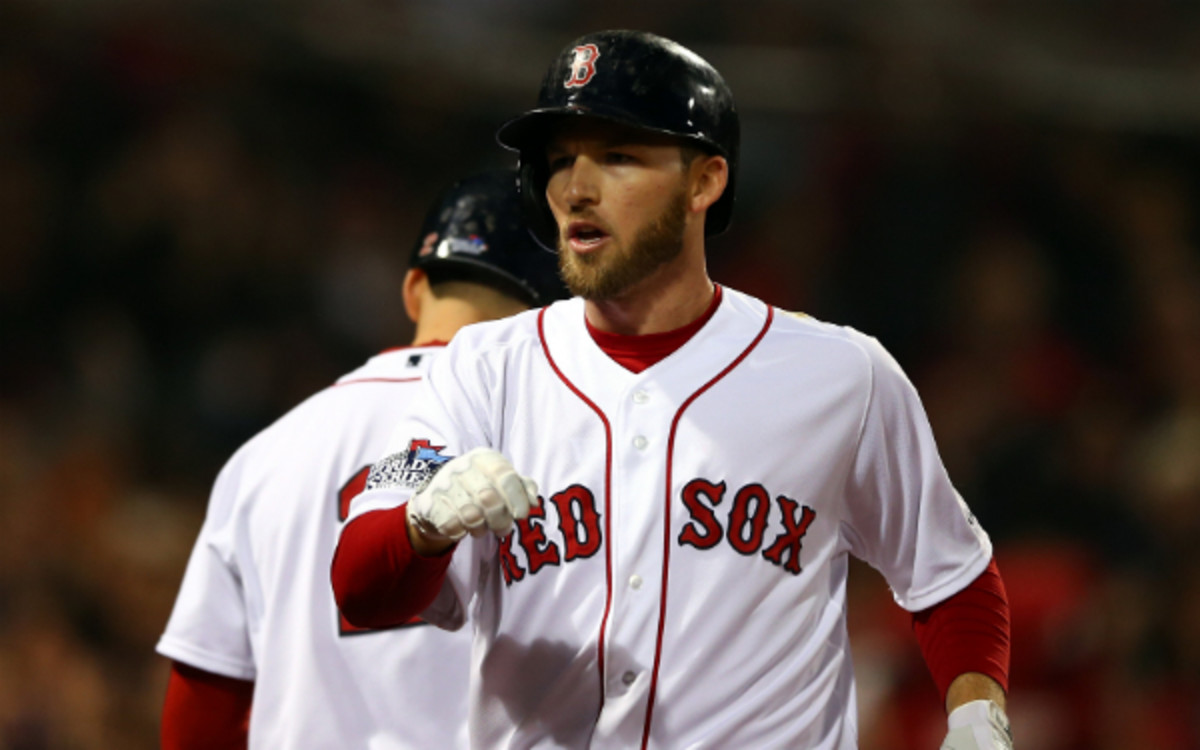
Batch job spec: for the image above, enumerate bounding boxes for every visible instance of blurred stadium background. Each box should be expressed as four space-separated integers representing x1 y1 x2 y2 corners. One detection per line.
1 1 1198 748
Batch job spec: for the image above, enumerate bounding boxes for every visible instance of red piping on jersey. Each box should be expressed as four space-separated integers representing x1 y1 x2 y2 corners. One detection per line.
640 303 775 750
537 307 616 729
378 342 449 353
332 343 447 387
331 376 423 388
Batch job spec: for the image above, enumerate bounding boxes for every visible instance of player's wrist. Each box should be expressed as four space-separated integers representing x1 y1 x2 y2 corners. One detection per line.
407 513 457 557
941 699 1012 750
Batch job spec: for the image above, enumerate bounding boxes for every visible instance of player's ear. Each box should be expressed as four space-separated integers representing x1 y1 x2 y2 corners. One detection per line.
402 268 429 324
688 154 728 216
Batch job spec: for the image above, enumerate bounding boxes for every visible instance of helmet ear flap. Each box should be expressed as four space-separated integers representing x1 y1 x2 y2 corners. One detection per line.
518 157 559 252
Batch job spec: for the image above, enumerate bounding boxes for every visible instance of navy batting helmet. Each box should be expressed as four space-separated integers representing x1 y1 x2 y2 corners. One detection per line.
496 29 740 249
410 169 568 306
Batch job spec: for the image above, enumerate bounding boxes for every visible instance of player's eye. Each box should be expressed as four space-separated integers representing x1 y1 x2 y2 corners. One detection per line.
604 151 636 165
547 154 574 172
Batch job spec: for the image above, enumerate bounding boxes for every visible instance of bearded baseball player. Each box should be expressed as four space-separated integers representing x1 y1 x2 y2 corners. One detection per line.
157 169 567 749
332 30 1013 750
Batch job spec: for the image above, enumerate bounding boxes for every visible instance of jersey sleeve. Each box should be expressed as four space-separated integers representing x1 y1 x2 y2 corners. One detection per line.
156 456 257 681
343 332 505 629
840 334 992 612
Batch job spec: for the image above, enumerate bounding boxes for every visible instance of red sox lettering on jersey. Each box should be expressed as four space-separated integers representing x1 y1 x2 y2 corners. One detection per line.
497 479 819 585
348 289 992 750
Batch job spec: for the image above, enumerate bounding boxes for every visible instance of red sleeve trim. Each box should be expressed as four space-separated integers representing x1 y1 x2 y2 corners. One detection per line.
161 662 253 750
331 503 454 628
911 558 1011 702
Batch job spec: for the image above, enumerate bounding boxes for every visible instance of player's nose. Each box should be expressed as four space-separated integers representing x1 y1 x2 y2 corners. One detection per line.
563 156 600 209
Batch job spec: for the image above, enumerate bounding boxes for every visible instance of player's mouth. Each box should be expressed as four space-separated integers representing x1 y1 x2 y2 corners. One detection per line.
565 220 611 253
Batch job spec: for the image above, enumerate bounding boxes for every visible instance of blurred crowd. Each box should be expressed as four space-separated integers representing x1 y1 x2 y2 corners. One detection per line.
1 3 1198 749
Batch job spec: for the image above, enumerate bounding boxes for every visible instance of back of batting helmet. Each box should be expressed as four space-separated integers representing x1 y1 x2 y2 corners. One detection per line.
410 169 568 306
495 29 740 249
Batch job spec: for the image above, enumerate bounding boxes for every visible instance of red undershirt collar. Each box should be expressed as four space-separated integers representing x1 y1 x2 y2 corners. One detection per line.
586 285 723 373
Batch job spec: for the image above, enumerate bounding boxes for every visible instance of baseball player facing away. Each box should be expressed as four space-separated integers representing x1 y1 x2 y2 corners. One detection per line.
157 169 568 750
333 30 1013 750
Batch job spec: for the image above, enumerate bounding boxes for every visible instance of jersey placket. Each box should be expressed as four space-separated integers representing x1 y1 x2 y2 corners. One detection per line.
592 377 672 747
535 297 773 748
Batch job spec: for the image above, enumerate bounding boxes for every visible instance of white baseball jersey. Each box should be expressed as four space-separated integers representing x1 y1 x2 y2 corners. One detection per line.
349 288 992 750
158 346 471 750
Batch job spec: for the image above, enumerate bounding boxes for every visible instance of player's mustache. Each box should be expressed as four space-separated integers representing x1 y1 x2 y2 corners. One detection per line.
562 209 613 237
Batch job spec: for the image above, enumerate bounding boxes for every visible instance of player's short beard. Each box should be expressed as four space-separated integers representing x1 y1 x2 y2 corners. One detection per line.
558 186 688 301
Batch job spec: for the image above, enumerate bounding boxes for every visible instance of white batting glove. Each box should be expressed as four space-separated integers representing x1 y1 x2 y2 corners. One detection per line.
407 447 539 542
940 700 1013 750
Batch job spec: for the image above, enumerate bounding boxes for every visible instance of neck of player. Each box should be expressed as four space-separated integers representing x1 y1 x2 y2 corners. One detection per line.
409 278 529 346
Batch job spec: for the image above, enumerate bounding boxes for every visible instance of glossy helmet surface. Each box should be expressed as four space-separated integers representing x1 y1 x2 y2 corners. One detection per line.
410 169 568 305
496 30 740 249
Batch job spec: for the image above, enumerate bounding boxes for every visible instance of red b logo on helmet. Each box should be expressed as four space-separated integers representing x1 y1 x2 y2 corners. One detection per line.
565 44 600 88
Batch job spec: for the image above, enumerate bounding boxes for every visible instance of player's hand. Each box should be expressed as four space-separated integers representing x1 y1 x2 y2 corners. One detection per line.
407 447 539 543
940 700 1013 750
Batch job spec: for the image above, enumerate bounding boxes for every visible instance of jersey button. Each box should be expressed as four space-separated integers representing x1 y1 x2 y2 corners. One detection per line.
629 574 643 590
632 435 648 450
632 389 649 404
622 670 637 686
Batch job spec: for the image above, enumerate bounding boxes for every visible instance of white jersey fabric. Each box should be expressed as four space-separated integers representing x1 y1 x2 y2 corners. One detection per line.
159 346 471 750
349 288 992 750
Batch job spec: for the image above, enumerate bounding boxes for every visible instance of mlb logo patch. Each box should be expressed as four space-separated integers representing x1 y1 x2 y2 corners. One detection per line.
418 233 489 258
437 235 488 257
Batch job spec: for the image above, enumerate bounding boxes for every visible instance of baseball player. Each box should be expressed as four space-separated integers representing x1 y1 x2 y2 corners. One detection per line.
333 30 1013 750
157 169 568 749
